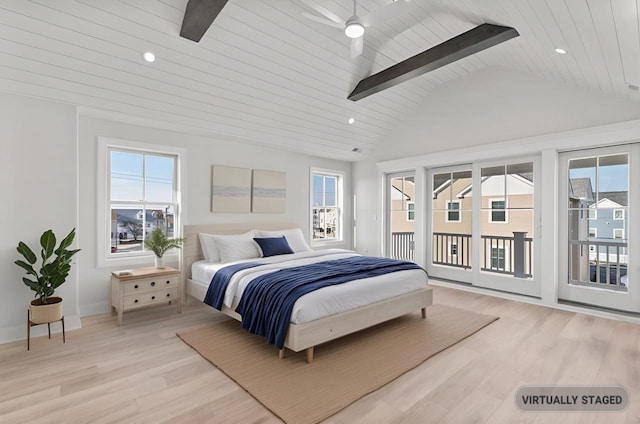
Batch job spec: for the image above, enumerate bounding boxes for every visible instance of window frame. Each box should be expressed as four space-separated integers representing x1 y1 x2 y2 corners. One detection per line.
310 167 344 245
589 228 597 238
489 198 508 223
613 228 624 239
97 137 185 268
445 200 462 223
613 209 624 220
588 208 597 220
406 202 415 222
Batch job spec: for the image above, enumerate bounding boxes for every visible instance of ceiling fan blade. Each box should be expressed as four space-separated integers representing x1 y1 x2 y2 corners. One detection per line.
350 35 364 58
302 12 344 29
299 0 345 24
359 0 408 28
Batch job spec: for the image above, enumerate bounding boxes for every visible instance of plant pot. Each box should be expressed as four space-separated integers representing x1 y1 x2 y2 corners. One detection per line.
154 256 165 269
29 297 63 324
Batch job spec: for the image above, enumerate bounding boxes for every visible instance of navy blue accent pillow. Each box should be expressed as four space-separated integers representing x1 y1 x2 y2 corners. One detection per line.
253 236 294 257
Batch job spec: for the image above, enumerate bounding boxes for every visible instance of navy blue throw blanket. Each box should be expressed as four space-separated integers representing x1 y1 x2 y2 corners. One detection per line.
203 261 263 310
235 256 425 349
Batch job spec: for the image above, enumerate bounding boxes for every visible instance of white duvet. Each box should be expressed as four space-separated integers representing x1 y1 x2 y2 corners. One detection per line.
191 249 428 324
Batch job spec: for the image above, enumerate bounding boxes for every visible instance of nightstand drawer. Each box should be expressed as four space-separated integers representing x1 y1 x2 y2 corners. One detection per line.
123 275 179 294
124 288 178 309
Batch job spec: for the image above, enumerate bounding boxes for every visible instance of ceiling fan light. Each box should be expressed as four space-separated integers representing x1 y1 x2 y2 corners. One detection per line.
344 22 364 38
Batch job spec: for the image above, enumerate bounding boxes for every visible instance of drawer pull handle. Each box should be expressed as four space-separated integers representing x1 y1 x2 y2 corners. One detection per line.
151 296 155 300
151 282 156 287
134 284 139 289
166 293 171 297
134 299 139 303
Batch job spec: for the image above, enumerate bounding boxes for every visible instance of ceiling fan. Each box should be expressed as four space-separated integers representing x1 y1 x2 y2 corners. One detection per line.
302 0 409 58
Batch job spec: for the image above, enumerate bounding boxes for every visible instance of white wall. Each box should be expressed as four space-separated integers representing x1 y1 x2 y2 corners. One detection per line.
0 92 80 342
355 66 640 257
78 116 352 316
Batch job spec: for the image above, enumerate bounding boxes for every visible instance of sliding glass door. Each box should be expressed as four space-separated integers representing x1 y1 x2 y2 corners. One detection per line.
427 158 540 296
386 172 415 261
559 145 639 312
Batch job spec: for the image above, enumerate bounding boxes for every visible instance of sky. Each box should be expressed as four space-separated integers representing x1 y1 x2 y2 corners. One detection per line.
111 151 174 203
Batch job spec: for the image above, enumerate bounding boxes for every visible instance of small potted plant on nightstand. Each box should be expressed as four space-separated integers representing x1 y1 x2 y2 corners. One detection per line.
144 229 185 269
15 228 80 324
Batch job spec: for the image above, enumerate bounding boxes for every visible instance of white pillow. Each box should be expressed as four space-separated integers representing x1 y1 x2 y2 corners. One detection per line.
255 228 312 253
198 233 221 262
212 231 261 263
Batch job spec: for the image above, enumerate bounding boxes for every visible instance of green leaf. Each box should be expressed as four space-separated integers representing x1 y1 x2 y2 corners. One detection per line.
15 260 37 276
55 228 76 255
16 242 37 264
40 230 56 261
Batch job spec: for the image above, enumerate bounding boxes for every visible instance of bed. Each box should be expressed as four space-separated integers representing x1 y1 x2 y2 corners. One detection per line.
182 223 432 363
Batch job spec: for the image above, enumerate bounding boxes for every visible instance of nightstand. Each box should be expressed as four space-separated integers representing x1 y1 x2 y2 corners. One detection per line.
111 267 181 325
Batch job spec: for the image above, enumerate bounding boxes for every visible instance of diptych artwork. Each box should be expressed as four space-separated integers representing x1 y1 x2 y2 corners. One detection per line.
210 165 286 213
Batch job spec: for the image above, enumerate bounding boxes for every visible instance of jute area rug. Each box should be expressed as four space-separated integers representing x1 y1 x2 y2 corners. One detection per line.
177 304 498 424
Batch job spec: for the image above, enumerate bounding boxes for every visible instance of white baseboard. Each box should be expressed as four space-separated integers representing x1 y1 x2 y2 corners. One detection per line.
0 314 82 344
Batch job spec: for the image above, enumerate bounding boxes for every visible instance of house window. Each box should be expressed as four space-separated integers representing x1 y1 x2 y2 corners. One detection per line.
98 138 183 266
589 228 597 238
613 229 624 239
450 243 458 257
407 202 415 221
491 247 505 270
613 209 624 220
312 169 343 242
588 209 597 220
490 199 507 223
446 200 461 222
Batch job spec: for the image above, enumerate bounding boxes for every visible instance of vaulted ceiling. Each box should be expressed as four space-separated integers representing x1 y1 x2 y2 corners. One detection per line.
1 0 639 161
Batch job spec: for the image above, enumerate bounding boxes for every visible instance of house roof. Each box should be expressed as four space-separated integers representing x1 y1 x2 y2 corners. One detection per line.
598 191 628 207
1 1 639 161
569 178 595 203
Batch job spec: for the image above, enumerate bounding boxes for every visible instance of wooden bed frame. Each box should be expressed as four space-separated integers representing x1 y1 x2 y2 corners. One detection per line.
182 223 433 363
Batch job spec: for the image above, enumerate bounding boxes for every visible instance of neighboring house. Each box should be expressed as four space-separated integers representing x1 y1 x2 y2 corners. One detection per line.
430 173 534 275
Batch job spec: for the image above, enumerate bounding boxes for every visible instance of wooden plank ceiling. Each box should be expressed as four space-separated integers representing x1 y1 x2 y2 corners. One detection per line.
0 0 638 161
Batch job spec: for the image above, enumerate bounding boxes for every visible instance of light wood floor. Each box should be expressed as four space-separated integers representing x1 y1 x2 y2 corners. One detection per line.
1 285 638 424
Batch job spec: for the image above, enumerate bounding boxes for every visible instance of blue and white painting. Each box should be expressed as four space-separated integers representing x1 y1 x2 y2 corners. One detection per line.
211 165 252 213
252 170 286 213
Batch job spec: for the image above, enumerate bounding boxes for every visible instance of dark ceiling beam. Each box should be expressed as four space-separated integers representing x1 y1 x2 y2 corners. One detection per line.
180 0 229 42
348 23 519 101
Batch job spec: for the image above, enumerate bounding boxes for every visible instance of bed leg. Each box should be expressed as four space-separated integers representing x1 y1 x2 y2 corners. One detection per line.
421 307 427 319
306 347 314 364
279 349 285 359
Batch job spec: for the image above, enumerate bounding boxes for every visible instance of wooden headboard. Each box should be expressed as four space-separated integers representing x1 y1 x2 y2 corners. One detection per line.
181 222 299 296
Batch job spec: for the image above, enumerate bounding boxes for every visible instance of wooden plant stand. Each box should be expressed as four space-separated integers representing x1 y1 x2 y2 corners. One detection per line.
27 310 65 350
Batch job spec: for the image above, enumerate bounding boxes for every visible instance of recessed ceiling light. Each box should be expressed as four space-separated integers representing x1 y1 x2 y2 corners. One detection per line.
555 48 567 54
348 117 355 124
143 51 156 63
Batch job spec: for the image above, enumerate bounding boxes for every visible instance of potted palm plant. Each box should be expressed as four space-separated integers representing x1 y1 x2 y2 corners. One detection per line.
144 229 185 268
15 228 80 324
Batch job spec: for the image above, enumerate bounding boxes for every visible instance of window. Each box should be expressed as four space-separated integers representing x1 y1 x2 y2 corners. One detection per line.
614 209 624 220
490 199 507 223
588 209 597 220
589 228 597 238
406 202 415 221
312 169 343 242
98 138 183 266
491 247 505 270
613 229 624 239
450 243 458 257
446 200 461 222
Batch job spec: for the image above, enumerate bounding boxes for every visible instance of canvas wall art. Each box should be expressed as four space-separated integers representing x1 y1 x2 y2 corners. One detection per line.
211 165 252 213
252 169 286 213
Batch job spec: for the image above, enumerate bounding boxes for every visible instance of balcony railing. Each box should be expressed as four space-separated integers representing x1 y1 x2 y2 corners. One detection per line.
392 231 534 278
391 232 415 261
569 239 628 291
